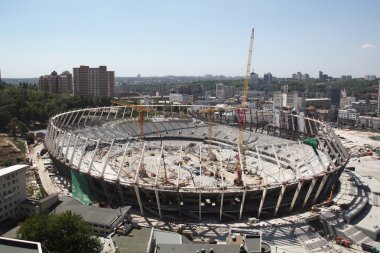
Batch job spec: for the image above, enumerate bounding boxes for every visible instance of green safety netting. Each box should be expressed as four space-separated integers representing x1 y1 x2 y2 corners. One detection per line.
304 137 319 156
71 170 93 205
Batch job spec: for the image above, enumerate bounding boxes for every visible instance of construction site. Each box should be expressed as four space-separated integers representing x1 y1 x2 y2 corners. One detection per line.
43 103 349 221
43 29 350 222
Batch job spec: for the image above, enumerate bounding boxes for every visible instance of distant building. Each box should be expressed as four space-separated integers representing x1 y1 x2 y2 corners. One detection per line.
73 65 115 98
263 73 273 85
273 91 303 110
341 75 352 81
340 89 356 109
302 73 310 80
0 165 27 222
178 84 204 99
319 71 329 81
326 86 341 107
216 83 235 99
365 75 377 81
249 72 259 89
357 115 380 130
305 98 331 109
338 108 359 120
351 100 378 114
169 93 193 104
38 71 72 94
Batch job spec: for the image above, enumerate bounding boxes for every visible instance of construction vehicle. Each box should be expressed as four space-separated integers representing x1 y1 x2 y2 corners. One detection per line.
362 243 380 253
235 28 254 185
335 236 352 247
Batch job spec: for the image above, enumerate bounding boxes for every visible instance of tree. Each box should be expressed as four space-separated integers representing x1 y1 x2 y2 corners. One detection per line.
17 211 102 253
6 117 28 137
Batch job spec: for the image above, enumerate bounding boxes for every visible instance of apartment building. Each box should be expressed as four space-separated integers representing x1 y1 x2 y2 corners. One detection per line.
73 65 115 98
38 71 73 94
0 165 27 222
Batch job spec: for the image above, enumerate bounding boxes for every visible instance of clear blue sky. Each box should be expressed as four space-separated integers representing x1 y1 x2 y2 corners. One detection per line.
1 0 379 78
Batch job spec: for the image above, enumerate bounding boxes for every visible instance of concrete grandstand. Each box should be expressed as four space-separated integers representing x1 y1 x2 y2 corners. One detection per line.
44 105 349 221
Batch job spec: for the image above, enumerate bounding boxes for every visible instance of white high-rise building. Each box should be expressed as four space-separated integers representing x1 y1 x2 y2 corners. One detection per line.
0 165 27 222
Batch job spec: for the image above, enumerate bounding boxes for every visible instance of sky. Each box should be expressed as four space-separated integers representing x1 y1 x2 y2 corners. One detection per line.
1 0 379 78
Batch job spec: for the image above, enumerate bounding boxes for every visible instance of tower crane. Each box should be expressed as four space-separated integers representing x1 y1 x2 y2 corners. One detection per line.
235 28 255 185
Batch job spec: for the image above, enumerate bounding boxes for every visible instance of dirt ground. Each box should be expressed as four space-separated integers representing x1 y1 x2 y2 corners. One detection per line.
0 135 27 167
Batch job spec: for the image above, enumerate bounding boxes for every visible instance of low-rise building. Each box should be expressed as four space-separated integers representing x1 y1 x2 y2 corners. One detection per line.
338 108 360 120
0 237 50 253
54 196 131 236
0 165 27 222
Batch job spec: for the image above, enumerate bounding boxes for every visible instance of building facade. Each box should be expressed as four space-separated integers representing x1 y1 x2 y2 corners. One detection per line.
38 71 72 94
216 83 235 99
73 66 115 98
0 165 27 222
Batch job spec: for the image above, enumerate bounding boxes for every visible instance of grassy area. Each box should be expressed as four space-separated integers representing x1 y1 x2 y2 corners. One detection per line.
11 138 27 153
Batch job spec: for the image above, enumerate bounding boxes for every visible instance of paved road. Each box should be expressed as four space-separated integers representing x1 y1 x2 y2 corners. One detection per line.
29 143 61 195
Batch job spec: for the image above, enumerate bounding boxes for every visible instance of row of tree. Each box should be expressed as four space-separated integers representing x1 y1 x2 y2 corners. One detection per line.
0 83 111 133
17 211 102 253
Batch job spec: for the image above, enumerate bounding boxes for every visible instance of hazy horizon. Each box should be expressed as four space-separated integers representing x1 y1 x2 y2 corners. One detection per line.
1 0 379 78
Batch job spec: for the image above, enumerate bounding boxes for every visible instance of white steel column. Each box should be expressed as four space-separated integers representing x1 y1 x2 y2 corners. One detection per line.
59 113 69 128
199 192 202 222
134 185 144 215
274 184 286 216
116 142 130 181
258 187 267 218
77 110 86 124
122 106 127 119
114 107 119 119
106 107 111 120
219 147 225 221
134 143 146 184
301 177 317 209
77 138 89 171
154 145 164 186
63 134 72 162
88 140 100 174
308 119 314 136
70 111 80 125
101 139 115 178
289 181 303 212
312 174 328 205
69 136 79 166
239 190 246 220
65 112 74 126
155 189 162 218
219 191 224 221
291 115 295 132
54 132 65 158
99 107 105 120
59 132 69 160
84 109 92 123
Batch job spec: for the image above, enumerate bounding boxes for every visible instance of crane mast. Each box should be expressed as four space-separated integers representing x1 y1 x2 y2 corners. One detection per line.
236 28 254 183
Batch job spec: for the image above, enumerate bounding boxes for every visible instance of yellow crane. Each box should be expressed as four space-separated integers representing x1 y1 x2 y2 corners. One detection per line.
236 28 255 184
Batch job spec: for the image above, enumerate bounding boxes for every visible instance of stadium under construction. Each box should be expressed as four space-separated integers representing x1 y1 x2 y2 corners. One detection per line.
44 105 349 221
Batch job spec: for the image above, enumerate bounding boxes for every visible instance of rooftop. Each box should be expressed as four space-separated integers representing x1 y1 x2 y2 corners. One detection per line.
156 244 240 253
54 196 131 227
0 237 49 253
0 164 28 177
112 227 153 253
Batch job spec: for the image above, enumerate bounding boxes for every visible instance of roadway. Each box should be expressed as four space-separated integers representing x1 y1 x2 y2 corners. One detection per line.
29 142 61 195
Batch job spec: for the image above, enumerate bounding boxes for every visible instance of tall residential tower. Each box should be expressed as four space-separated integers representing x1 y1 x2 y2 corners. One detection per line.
73 65 115 98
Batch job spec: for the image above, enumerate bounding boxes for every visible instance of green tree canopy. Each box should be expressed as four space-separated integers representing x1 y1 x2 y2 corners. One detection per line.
17 211 102 253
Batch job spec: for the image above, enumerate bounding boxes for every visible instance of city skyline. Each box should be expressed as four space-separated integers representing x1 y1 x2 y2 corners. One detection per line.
1 0 379 78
